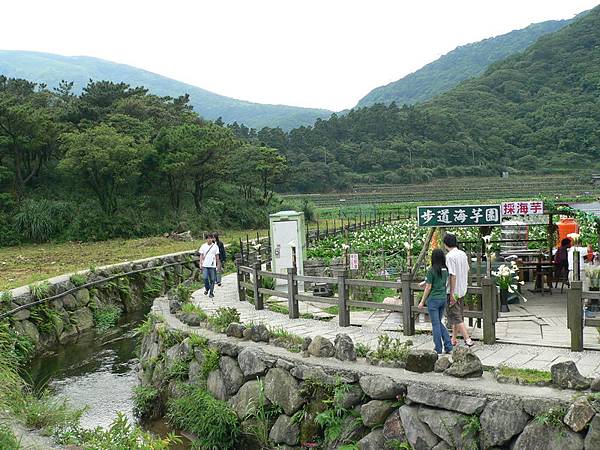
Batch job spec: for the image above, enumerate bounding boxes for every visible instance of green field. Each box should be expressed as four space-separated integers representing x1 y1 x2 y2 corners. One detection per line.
285 175 599 210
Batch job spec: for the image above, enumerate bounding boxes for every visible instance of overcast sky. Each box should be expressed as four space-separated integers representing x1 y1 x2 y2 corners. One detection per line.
2 1 598 111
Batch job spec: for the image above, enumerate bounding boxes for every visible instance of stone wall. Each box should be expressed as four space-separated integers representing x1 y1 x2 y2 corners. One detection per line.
1 251 198 352
139 303 598 450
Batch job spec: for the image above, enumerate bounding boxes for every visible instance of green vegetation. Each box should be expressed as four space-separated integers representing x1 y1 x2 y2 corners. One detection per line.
92 304 121 332
132 385 160 419
266 303 289 315
166 358 192 381
357 17 576 108
355 343 371 358
208 307 241 332
176 283 192 303
69 274 87 287
371 334 413 363
181 302 208 320
269 326 304 352
201 347 221 379
497 366 552 384
29 281 52 300
461 415 481 450
0 50 331 130
242 379 283 448
55 412 179 449
250 7 600 192
0 425 20 450
0 75 292 250
166 384 241 450
535 407 568 428
157 326 186 348
136 313 163 337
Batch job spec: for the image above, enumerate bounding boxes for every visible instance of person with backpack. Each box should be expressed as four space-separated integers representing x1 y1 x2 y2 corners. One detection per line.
213 232 226 287
418 249 453 354
199 233 220 298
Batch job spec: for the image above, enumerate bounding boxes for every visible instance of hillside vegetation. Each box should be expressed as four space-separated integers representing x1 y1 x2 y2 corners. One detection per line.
250 6 600 193
0 77 299 246
0 50 332 130
357 16 577 108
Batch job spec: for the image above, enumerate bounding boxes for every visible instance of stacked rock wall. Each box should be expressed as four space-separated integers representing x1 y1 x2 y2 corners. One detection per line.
2 251 198 352
139 308 598 450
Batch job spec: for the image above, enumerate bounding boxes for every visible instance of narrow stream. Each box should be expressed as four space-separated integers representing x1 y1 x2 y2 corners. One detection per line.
26 309 191 448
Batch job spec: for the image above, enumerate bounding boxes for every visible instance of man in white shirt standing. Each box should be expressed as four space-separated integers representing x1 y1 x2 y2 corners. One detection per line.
199 233 221 298
444 233 474 347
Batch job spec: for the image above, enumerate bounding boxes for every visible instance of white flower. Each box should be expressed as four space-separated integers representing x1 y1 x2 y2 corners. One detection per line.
403 242 412 250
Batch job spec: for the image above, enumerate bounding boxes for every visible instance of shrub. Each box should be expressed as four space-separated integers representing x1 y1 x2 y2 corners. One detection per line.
158 326 186 348
166 385 240 450
371 334 412 362
55 412 179 449
355 343 371 358
0 425 20 450
29 304 61 335
182 303 208 321
143 275 164 300
14 198 72 243
92 304 122 332
1 291 13 305
188 333 208 349
29 281 52 300
132 385 160 419
167 358 192 381
176 284 192 303
201 347 221 379
136 313 162 337
69 274 87 287
208 307 241 332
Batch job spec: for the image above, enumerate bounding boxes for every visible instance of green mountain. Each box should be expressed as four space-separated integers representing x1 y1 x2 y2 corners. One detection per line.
0 50 331 130
255 6 600 192
356 16 579 108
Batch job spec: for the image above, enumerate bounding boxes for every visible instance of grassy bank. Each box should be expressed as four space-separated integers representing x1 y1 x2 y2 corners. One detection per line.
0 230 265 291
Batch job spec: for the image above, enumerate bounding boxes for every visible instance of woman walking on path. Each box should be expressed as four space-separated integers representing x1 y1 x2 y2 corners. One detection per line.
418 249 453 354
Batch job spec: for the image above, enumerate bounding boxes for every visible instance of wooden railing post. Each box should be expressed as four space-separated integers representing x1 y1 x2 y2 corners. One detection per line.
287 267 299 319
252 261 263 310
401 272 415 335
567 280 583 351
334 269 350 327
235 255 246 302
481 277 496 344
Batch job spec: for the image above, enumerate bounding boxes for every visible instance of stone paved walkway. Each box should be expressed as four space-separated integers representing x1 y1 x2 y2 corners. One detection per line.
188 273 600 377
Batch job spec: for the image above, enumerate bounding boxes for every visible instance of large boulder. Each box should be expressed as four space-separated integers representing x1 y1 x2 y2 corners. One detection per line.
226 322 245 338
75 288 90 307
551 361 590 390
564 397 595 432
207 369 228 401
405 350 438 373
357 428 385 450
585 415 600 449
383 409 406 443
513 420 584 450
444 347 483 378
70 307 94 332
219 356 244 396
522 397 567 417
360 400 395 427
62 294 78 311
238 347 269 380
418 406 475 450
264 368 305 415
269 414 300 446
591 378 600 392
398 405 440 450
13 319 40 345
308 335 335 357
334 333 357 361
228 380 270 419
407 385 486 415
434 356 451 373
339 384 364 410
359 375 404 400
479 399 529 448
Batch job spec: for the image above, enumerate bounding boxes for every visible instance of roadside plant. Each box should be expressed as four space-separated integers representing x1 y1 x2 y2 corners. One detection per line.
208 307 241 332
132 385 159 419
92 304 121 332
69 274 87 287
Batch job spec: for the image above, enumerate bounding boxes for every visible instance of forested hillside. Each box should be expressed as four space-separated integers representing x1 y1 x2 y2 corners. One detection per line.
356 16 578 108
249 6 600 193
0 51 332 130
0 78 295 245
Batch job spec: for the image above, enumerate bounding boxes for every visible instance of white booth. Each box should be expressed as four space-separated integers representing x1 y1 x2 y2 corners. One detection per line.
269 211 306 285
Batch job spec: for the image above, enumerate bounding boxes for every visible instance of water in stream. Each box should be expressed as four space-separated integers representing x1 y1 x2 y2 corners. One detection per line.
26 310 191 448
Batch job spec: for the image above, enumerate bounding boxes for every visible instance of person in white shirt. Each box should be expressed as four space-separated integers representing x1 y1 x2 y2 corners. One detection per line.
199 234 221 298
443 234 474 348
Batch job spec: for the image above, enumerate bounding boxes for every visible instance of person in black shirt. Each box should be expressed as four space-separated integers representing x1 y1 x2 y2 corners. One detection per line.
214 232 226 287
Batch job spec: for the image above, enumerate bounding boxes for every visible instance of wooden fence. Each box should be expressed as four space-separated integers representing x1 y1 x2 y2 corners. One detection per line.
236 260 499 345
568 281 600 351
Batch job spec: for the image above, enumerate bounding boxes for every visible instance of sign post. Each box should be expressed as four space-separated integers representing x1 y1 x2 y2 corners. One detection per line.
417 205 502 228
